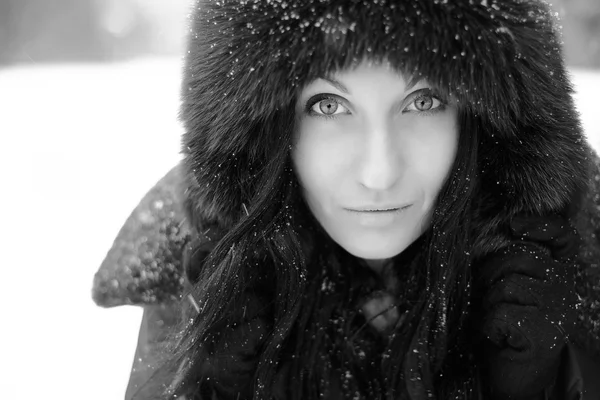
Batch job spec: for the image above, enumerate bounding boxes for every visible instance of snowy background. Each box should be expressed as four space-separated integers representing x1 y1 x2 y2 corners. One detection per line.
1 1 600 399
0 58 183 399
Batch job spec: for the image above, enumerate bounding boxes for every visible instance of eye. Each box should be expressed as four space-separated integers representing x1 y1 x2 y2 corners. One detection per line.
306 94 350 117
404 90 445 113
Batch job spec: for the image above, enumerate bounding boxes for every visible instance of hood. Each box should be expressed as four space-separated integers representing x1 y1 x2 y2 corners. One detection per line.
180 0 591 254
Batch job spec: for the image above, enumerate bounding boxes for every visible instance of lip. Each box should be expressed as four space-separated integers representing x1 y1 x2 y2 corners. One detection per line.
344 204 412 228
345 204 412 212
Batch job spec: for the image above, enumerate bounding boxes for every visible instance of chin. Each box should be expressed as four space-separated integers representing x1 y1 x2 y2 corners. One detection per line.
338 235 411 260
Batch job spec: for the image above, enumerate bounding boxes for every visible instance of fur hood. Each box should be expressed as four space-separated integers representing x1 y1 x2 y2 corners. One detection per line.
93 0 600 352
180 0 590 246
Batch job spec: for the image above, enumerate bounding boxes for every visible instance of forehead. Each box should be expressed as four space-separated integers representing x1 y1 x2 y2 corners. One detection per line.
300 58 425 92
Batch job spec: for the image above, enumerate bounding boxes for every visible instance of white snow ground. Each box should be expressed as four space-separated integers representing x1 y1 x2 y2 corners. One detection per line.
0 58 598 399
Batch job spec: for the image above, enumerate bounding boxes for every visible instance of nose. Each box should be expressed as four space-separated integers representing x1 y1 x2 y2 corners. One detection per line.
356 122 401 191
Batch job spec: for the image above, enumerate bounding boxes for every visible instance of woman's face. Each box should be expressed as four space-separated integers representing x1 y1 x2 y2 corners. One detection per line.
291 61 459 264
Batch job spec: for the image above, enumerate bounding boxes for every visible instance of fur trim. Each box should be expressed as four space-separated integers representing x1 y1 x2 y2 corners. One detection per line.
180 0 590 240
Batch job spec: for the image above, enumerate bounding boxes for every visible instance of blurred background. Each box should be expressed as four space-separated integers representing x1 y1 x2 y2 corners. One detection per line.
0 0 599 67
0 0 189 64
0 1 599 400
553 0 600 67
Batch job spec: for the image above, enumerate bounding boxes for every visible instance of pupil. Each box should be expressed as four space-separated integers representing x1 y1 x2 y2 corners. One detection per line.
319 100 338 115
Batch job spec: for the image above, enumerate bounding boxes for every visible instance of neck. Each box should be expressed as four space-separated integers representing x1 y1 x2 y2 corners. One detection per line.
362 258 391 275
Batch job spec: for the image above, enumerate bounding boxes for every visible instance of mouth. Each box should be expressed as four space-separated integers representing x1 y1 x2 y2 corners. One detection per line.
346 205 412 213
343 205 412 227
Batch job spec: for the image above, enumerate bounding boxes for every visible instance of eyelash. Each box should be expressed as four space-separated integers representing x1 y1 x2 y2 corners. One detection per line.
303 89 447 120
405 89 447 116
304 94 349 119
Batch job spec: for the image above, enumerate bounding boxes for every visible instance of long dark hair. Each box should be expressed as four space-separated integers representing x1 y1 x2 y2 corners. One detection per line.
134 95 481 399
284 109 480 400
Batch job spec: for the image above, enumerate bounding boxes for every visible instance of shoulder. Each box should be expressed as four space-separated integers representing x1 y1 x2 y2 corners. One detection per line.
90 163 269 309
92 164 193 307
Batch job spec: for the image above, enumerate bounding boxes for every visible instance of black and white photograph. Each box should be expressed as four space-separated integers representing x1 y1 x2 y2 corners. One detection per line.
2 1 600 399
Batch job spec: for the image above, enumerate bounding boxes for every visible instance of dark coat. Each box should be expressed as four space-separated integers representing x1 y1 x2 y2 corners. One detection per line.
92 0 600 398
93 163 600 400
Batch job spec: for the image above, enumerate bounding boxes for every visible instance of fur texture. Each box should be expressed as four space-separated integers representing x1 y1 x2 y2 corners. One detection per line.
180 0 590 248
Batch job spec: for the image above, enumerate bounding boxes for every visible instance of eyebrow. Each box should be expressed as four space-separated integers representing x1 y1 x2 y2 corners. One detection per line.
320 71 422 95
321 76 350 94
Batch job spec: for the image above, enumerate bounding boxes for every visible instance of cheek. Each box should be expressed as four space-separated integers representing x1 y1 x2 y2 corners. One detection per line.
292 121 350 189
293 148 332 225
408 115 458 185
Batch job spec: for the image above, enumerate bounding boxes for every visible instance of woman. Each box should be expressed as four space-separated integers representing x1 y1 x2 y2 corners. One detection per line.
92 0 600 399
